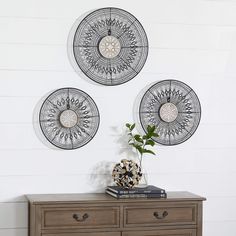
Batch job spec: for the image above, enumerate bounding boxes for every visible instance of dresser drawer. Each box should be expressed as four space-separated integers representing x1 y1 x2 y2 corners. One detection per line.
42 206 120 229
28 192 205 236
43 232 121 236
122 229 196 236
124 203 197 227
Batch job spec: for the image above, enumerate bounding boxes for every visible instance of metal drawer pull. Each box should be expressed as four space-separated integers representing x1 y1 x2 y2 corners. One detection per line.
153 211 168 219
73 213 89 222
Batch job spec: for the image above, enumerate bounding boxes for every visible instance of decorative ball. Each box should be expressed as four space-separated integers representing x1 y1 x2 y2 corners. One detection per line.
112 159 142 189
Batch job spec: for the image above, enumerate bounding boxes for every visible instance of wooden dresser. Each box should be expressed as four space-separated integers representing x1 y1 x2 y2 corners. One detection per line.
27 192 206 236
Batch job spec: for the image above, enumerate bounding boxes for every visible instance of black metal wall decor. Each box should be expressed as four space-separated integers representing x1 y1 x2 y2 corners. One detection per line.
39 88 100 150
73 7 148 86
139 80 201 145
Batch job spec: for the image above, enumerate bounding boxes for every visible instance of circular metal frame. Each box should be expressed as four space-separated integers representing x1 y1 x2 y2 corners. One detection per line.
39 87 100 150
139 80 201 146
73 7 149 86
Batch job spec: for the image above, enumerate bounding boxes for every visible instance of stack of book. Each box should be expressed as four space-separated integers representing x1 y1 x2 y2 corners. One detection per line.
106 185 167 199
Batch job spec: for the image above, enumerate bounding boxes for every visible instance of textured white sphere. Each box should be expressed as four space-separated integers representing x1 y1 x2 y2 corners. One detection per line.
99 36 121 59
59 109 78 128
159 102 178 123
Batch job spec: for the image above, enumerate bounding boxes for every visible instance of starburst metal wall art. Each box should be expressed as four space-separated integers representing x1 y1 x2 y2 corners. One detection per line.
73 7 149 86
39 88 100 150
139 80 201 145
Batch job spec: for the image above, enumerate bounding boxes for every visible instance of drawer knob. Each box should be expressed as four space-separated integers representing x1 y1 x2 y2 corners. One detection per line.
153 211 168 219
73 213 89 222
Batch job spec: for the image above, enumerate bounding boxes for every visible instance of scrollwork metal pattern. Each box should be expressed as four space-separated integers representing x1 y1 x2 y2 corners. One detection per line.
73 7 148 85
39 88 100 150
139 80 201 145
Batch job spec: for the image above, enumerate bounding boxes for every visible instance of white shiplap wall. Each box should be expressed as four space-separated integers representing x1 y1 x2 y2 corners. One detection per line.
0 0 236 235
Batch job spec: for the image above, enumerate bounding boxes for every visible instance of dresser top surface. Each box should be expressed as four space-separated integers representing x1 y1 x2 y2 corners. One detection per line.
26 191 206 204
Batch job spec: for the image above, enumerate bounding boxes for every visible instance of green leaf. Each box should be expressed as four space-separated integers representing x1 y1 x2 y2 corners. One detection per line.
150 125 156 133
145 140 155 146
142 149 156 155
131 143 143 154
134 134 143 143
147 125 151 133
136 146 143 154
125 122 158 157
130 123 135 131
151 132 159 137
147 125 155 134
126 123 131 128
145 133 152 139
142 135 148 140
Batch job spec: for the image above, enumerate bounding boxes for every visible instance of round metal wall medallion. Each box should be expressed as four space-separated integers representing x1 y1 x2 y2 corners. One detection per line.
39 88 100 150
73 7 148 86
139 80 201 145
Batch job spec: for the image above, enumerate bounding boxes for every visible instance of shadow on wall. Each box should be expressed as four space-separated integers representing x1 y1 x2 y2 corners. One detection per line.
133 80 160 133
87 127 138 191
67 9 103 87
133 79 162 148
88 161 115 192
111 125 137 160
87 81 162 191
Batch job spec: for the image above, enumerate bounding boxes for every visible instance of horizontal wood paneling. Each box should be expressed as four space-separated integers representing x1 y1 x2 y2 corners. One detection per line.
0 146 234 175
0 0 236 26
0 123 234 149
0 17 235 50
0 71 235 103
0 45 71 71
0 18 71 45
0 0 236 235
146 173 236 198
0 74 235 124
0 146 235 177
0 203 27 228
204 197 236 221
0 173 235 203
204 221 236 236
0 44 231 74
0 229 27 236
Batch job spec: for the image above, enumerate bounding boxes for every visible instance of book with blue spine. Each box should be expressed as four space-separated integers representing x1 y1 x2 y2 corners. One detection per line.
106 185 166 195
